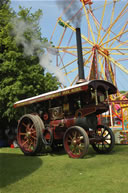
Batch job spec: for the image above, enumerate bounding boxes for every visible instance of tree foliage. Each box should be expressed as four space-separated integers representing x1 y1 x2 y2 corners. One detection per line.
0 0 59 130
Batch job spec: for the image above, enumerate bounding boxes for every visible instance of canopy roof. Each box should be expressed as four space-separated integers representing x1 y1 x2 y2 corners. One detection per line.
14 80 117 108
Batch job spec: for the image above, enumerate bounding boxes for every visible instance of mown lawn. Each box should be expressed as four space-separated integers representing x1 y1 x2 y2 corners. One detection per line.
0 145 128 193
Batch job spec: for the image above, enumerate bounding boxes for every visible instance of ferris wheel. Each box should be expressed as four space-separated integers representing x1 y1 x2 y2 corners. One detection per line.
49 0 128 91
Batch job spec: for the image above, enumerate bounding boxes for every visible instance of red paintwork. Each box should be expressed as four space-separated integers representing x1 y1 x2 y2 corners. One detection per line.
50 118 75 128
49 118 75 140
43 113 49 121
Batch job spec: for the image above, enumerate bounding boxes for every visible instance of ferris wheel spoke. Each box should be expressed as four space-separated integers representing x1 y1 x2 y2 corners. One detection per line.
61 58 77 70
50 0 127 89
89 9 103 33
57 28 67 47
64 67 78 76
116 22 128 41
97 0 107 44
59 31 75 58
117 58 128 62
71 75 79 86
61 49 77 57
58 17 94 46
82 1 96 43
65 52 92 79
93 1 114 12
99 2 128 45
58 54 72 85
106 0 118 48
100 29 128 47
60 49 92 71
99 50 128 75
110 39 128 50
84 52 92 66
107 47 128 51
109 52 128 56
64 59 89 76
88 9 105 43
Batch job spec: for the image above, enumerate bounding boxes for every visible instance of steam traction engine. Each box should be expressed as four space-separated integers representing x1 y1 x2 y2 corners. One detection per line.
14 28 117 158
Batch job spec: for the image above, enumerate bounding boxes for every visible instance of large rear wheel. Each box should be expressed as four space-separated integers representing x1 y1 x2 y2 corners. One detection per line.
17 114 44 155
63 126 89 158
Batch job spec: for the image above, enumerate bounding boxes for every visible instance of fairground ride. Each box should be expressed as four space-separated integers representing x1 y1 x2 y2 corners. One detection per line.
48 0 128 143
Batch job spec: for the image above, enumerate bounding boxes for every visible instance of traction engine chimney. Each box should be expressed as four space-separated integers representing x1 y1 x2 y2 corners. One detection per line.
76 28 85 83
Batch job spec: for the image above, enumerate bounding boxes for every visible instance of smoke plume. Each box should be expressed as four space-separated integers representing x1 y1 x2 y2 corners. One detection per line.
11 18 65 85
56 0 82 27
39 53 65 84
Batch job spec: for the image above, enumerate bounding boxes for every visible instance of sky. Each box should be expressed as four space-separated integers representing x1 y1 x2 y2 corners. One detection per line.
10 0 128 91
11 1 61 39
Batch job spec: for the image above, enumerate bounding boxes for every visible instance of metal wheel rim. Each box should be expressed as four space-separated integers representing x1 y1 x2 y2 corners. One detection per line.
18 117 38 153
93 126 113 152
64 128 87 158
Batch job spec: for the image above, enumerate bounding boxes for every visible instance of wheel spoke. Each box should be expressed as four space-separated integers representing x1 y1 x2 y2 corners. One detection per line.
68 134 73 140
78 135 84 142
104 140 111 145
30 124 34 130
103 143 109 150
22 122 27 128
31 130 36 134
72 146 76 154
104 133 109 138
27 123 32 130
92 125 115 154
67 139 72 143
74 131 77 139
19 132 26 136
101 128 106 136
22 139 29 147
17 115 44 155
28 142 34 151
31 135 37 140
64 126 89 158
79 144 85 150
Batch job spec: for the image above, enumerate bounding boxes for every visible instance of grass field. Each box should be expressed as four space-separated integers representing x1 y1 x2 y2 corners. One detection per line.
0 145 128 193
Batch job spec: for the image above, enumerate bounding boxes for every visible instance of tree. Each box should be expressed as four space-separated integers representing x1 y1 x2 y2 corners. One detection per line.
0 1 59 133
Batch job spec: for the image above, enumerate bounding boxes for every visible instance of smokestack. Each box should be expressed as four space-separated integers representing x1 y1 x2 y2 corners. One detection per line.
76 28 85 83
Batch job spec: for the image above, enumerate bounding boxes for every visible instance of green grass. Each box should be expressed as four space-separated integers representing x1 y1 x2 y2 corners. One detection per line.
0 145 128 193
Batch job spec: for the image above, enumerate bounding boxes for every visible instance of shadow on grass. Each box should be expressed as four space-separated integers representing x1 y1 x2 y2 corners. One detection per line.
41 144 122 159
0 152 43 188
87 144 124 157
44 145 97 159
39 145 67 157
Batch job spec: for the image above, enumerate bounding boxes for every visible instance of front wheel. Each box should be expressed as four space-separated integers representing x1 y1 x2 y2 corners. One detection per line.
63 126 89 158
92 125 115 154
